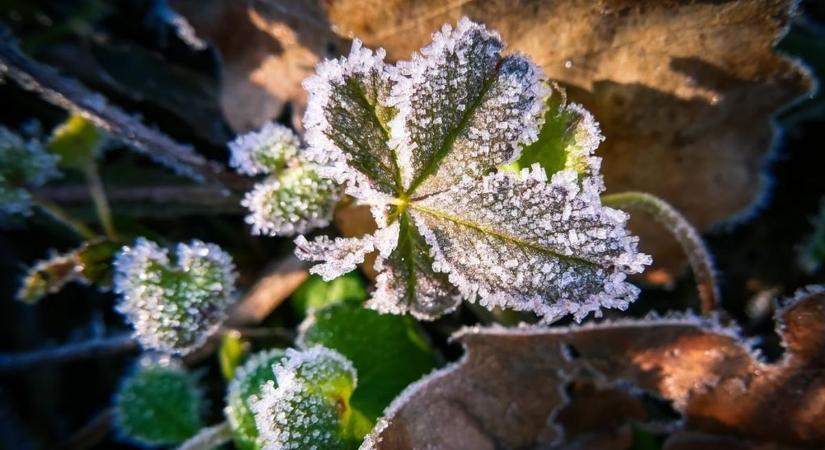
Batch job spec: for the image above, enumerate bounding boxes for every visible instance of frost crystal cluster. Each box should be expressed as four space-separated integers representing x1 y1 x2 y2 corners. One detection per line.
229 122 340 236
113 238 237 355
250 347 358 450
226 349 288 450
296 18 651 322
0 126 59 218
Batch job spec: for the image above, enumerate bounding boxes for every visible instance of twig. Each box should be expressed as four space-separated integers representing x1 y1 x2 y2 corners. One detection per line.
0 334 138 373
0 38 248 193
601 191 719 315
174 421 232 450
30 193 97 239
37 184 241 210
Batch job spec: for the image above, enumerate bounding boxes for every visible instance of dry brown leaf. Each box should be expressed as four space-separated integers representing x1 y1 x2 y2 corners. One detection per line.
171 0 346 131
363 286 825 449
322 0 814 274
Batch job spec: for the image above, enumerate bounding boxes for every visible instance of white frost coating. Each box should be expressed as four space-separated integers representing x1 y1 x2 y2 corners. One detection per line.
113 238 237 355
302 39 398 197
411 166 651 323
242 164 339 236
228 122 300 176
294 234 376 281
387 17 547 193
250 347 356 450
297 17 649 322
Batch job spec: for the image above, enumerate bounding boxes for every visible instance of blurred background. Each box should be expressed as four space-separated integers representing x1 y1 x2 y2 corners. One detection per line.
0 1 823 448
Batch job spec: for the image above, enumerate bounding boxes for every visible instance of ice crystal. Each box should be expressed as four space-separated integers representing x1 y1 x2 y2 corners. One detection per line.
296 18 650 322
229 122 340 236
0 126 60 218
250 347 357 450
113 238 237 355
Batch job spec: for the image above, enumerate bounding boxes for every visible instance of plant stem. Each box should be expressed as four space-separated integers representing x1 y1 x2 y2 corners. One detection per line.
175 422 232 450
83 162 117 239
0 334 138 373
30 193 97 240
601 191 719 315
0 38 249 192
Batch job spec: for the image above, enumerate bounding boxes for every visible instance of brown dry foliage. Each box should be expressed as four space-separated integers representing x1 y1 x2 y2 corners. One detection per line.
364 288 825 449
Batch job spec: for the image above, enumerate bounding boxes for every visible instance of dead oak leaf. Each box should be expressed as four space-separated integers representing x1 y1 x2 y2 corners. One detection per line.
362 286 825 449
322 0 815 275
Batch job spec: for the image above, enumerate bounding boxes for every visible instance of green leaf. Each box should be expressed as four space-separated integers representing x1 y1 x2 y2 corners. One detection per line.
225 349 287 450
504 87 603 179
219 331 250 380
16 239 119 304
298 302 438 420
114 359 203 446
303 41 400 194
290 271 367 320
368 213 458 319
47 114 107 170
297 19 650 324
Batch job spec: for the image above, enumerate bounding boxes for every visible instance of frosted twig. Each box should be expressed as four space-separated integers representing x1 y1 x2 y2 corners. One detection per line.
36 185 241 210
174 421 232 450
0 38 248 192
601 191 719 315
0 334 137 373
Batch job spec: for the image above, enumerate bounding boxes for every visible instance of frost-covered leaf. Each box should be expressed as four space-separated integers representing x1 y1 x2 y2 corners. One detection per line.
290 271 367 320
225 349 287 450
302 40 399 195
297 18 649 322
241 164 339 236
363 286 825 449
114 357 203 446
389 19 546 196
47 114 107 170
230 122 342 237
1 126 60 219
410 168 649 322
323 0 814 275
229 122 300 176
16 239 119 304
113 238 237 355
298 302 437 419
368 214 458 319
249 347 368 450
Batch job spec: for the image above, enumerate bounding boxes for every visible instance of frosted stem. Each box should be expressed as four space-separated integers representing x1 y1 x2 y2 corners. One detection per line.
0 334 137 373
30 193 97 239
601 191 719 315
174 422 232 450
0 38 248 192
84 162 117 240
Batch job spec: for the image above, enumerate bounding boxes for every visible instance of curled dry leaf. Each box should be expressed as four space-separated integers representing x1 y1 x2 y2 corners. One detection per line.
363 286 825 450
321 0 814 274
170 0 346 131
